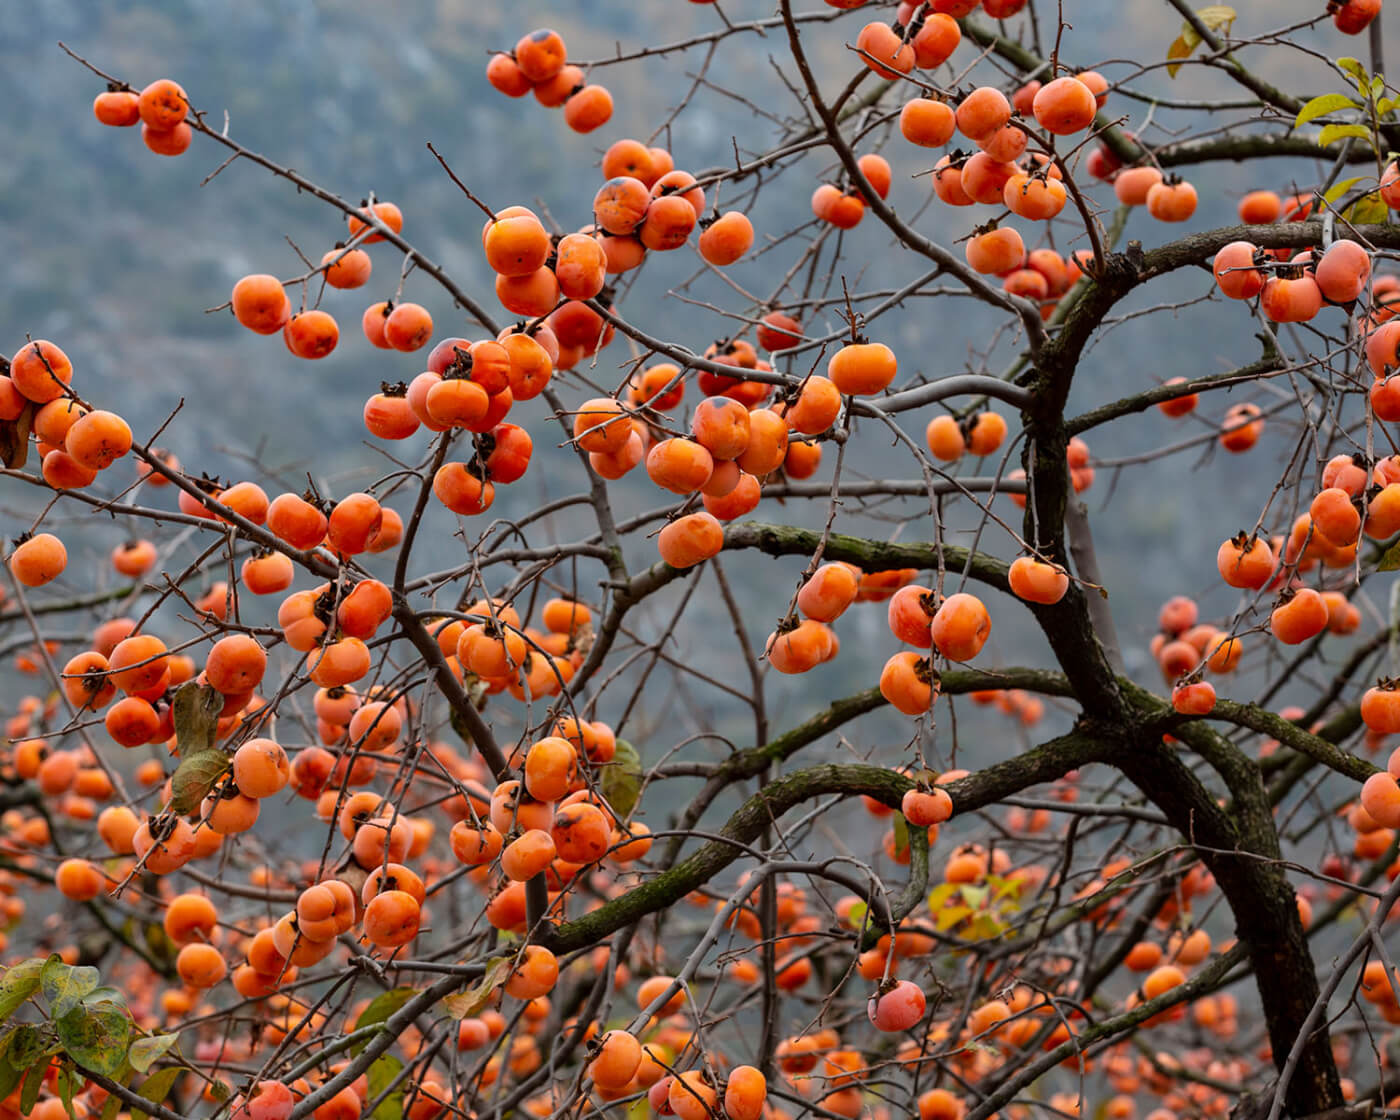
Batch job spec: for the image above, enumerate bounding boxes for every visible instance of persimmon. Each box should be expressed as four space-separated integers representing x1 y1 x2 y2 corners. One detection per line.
347 200 404 243
1270 588 1330 645
691 396 751 458
781 375 841 434
384 302 433 352
1261 273 1322 323
1216 533 1275 589
903 786 954 826
506 945 559 999
1310 487 1361 547
283 310 339 359
857 153 892 201
1146 179 1198 222
1172 680 1216 715
1236 189 1282 223
514 28 567 82
594 177 651 235
1113 166 1163 206
1032 76 1097 134
912 13 961 66
93 88 140 126
1315 239 1371 303
812 183 865 228
532 63 583 108
142 119 192 155
138 78 188 130
961 152 1018 205
828 342 897 395
639 194 698 251
1219 403 1264 452
363 384 420 440
869 979 926 1031
657 512 724 568
955 87 1011 141
855 22 915 78
901 98 956 147
931 593 991 661
9 533 67 587
1334 0 1381 32
931 156 974 206
1004 173 1067 221
766 619 834 674
232 275 292 334
1008 556 1070 604
362 300 393 348
266 492 327 549
966 226 1024 275
9 339 73 402
698 211 754 266
563 84 614 132
486 53 531 96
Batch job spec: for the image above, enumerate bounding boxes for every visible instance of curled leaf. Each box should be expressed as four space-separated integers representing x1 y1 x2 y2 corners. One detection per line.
0 401 33 470
172 682 223 756
441 958 511 1021
168 749 230 816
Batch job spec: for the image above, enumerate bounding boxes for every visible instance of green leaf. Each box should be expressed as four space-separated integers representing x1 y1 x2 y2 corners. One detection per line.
1338 56 1368 79
56 1001 130 1077
100 1087 123 1120
167 749 230 816
601 740 643 819
171 681 224 758
1317 122 1373 147
352 989 417 1055
19 1061 43 1116
367 1054 405 1120
441 958 512 1021
1294 92 1361 129
0 959 46 1022
7 1024 43 1071
131 1066 182 1120
208 1078 232 1103
844 900 869 929
41 957 98 1019
1323 176 1365 205
128 1032 179 1073
57 1063 80 1119
1373 75 1387 98
959 884 990 909
1345 192 1391 225
0 1056 22 1104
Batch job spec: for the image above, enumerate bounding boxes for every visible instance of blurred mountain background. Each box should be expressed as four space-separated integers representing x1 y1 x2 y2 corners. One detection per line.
0 0 1374 779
